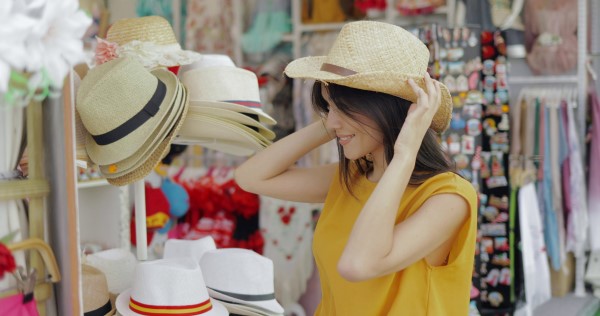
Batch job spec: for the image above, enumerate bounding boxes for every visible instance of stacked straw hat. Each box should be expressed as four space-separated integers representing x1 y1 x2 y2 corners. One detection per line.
284 20 453 133
76 56 189 186
176 54 277 157
105 15 202 70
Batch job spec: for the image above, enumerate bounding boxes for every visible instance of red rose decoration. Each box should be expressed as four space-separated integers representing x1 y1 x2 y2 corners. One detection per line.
0 242 16 279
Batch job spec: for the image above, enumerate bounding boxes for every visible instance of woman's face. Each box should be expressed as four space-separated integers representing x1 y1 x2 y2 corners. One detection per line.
321 85 384 161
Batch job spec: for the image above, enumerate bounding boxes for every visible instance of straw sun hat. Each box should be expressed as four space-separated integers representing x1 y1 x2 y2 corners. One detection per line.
284 20 452 133
105 16 201 69
82 264 116 316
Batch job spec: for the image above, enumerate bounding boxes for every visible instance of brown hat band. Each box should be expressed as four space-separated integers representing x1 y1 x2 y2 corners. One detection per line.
320 63 357 77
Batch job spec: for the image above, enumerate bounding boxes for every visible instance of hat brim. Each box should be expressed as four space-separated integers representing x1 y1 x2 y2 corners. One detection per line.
284 56 452 133
116 289 228 316
100 79 185 177
85 68 180 165
106 85 190 186
185 113 272 146
188 104 276 140
216 299 284 316
175 115 268 156
191 100 277 126
207 288 284 314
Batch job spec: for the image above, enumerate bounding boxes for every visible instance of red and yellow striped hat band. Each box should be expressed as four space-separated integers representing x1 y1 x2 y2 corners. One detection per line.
129 297 213 315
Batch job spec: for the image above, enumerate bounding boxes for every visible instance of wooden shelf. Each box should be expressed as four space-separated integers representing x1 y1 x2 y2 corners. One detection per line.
77 179 109 189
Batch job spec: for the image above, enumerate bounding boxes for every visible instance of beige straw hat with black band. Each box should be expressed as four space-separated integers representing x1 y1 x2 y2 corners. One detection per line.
284 20 452 133
106 84 190 186
100 80 186 178
77 57 179 165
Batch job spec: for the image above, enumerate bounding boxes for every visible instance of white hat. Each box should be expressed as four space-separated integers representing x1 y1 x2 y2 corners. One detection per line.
215 299 284 316
179 54 236 77
163 236 217 262
182 66 276 125
200 248 284 314
116 258 228 316
188 105 276 141
85 248 138 295
175 115 267 157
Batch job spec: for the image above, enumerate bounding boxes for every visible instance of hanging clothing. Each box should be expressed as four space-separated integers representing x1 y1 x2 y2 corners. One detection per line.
565 101 588 255
518 183 551 314
313 170 477 315
542 103 561 270
549 104 567 267
185 0 235 56
588 92 600 251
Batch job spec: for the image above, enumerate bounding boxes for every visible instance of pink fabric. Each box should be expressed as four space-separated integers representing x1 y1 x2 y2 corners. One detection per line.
524 0 578 75
588 92 600 251
185 0 235 57
0 294 39 316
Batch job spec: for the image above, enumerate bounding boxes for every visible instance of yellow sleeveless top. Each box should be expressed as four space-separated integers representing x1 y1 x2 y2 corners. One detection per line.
313 170 478 316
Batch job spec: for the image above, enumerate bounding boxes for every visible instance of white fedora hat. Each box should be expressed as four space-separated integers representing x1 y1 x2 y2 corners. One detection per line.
116 258 228 316
77 56 180 165
82 264 116 316
175 115 267 157
215 299 284 316
98 82 186 178
284 20 453 133
179 54 236 78
200 248 284 314
182 66 276 125
188 105 276 141
163 236 217 262
85 248 138 295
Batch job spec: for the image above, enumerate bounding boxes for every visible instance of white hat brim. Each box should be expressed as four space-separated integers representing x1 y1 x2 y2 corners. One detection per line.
116 289 228 316
216 299 284 316
175 115 269 156
191 100 276 126
208 288 284 314
284 56 452 133
188 104 275 140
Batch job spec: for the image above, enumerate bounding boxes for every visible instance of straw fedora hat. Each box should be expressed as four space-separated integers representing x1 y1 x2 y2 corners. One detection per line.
85 248 138 295
184 112 274 145
106 16 201 69
98 81 186 178
76 57 180 165
284 20 452 133
214 298 284 316
163 236 217 262
105 86 189 186
176 115 268 156
200 248 284 314
82 264 116 316
116 258 228 316
182 66 276 125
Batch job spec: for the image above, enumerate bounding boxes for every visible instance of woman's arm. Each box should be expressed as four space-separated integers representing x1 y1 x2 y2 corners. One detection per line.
338 74 470 281
235 120 338 203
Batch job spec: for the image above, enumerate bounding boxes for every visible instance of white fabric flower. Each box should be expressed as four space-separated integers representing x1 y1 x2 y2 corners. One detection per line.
118 40 202 70
25 0 91 87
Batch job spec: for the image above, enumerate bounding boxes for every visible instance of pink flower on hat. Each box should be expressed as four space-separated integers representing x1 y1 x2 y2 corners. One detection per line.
95 37 120 65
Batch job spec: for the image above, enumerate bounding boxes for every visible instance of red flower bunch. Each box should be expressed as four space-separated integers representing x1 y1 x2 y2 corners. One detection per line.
0 242 16 279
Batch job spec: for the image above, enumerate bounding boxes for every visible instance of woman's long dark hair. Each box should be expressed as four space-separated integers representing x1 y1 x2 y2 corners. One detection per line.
312 82 456 194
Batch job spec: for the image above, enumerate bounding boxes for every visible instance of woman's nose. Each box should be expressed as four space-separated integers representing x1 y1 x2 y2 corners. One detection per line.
325 110 342 129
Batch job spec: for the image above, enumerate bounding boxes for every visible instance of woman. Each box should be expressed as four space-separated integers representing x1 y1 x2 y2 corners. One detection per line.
235 21 478 315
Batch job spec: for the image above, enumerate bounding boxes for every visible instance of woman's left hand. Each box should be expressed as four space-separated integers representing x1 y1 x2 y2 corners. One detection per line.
394 72 441 155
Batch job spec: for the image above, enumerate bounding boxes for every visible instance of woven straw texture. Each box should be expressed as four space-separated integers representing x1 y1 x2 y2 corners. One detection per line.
82 264 116 316
284 20 452 133
106 16 177 46
76 57 178 165
100 80 184 177
107 84 190 186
